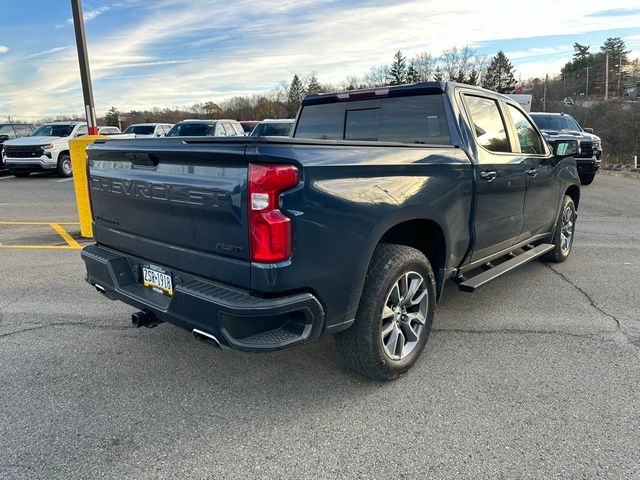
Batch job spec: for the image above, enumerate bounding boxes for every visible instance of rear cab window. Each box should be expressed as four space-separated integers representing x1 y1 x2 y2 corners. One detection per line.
295 94 451 145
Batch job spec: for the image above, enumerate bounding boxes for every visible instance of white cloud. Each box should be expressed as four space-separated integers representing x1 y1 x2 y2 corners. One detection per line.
57 5 111 28
3 0 640 117
0 45 9 54
24 46 70 59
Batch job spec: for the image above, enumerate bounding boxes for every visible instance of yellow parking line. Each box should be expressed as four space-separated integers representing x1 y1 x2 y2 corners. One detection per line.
49 223 82 249
0 245 79 250
0 221 80 225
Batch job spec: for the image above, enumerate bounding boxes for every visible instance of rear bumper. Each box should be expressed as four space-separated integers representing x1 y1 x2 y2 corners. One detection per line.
81 244 325 351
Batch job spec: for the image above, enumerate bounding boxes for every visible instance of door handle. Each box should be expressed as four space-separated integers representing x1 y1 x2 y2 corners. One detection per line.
526 168 538 178
480 170 497 182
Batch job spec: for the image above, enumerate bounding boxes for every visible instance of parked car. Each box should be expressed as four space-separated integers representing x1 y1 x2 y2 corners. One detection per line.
250 119 295 137
82 82 581 380
97 126 122 135
3 121 87 177
240 121 259 135
0 123 35 170
122 123 173 137
165 119 244 137
530 112 601 185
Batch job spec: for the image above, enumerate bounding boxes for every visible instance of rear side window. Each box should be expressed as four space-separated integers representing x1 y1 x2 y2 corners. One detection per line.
295 102 344 140
296 94 451 145
464 95 510 153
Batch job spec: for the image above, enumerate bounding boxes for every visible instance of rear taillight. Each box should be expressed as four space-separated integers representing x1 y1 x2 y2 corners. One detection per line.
248 163 300 263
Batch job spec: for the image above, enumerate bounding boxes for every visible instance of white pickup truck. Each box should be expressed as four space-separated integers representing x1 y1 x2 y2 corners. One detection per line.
2 121 88 177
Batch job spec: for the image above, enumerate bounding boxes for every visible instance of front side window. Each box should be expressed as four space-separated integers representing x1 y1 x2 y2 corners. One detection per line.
506 105 546 155
0 126 17 139
464 95 510 153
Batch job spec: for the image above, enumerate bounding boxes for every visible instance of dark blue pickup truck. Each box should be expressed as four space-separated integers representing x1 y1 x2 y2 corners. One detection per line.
82 82 581 380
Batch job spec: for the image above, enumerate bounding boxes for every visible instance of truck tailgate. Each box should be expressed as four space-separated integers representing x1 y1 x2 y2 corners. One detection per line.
87 140 250 288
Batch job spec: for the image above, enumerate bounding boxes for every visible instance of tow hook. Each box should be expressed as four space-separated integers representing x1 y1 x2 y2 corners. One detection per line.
131 311 162 328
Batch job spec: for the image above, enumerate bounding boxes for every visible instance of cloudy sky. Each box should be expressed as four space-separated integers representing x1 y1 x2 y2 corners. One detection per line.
1 0 639 119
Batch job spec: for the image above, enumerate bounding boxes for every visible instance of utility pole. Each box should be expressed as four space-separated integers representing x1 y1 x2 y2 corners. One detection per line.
617 55 623 97
604 53 609 100
543 74 548 112
70 0 98 135
586 66 589 96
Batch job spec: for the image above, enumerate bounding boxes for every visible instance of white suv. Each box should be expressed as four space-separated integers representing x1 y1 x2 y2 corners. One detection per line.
2 122 88 177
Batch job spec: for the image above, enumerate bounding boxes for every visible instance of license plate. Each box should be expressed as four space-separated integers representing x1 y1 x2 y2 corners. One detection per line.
142 264 173 296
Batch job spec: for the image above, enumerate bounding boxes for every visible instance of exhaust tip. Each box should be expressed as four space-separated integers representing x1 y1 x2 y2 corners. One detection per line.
94 284 106 294
192 329 223 349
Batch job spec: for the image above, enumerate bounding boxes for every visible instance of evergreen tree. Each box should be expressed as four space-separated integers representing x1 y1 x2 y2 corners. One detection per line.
482 50 517 93
600 37 630 96
389 50 407 85
406 64 418 83
287 74 305 103
103 107 120 127
306 74 322 95
573 43 591 61
287 74 305 115
433 67 444 82
467 69 479 86
600 37 630 63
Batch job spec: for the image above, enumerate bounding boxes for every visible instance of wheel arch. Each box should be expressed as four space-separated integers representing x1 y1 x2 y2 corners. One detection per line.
565 184 580 209
377 218 448 299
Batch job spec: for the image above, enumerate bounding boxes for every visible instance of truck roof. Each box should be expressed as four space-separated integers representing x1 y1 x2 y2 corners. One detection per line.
302 81 514 106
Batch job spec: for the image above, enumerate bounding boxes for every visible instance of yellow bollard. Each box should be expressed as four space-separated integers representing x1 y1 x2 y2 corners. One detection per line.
70 135 106 238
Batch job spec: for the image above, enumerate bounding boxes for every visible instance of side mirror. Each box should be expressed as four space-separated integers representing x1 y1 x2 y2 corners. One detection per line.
552 139 580 158
0 135 9 142
583 127 594 134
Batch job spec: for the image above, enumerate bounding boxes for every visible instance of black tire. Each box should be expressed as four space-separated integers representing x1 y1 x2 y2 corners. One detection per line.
56 153 72 178
579 173 595 185
542 195 576 263
13 172 30 177
336 244 436 381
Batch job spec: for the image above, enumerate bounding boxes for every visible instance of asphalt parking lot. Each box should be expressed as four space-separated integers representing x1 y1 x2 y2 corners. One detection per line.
1 172 639 479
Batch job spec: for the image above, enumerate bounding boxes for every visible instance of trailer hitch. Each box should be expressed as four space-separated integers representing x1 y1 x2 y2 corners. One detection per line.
131 311 163 328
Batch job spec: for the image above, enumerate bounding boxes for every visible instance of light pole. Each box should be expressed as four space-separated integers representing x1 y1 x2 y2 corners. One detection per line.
604 53 609 100
70 0 98 135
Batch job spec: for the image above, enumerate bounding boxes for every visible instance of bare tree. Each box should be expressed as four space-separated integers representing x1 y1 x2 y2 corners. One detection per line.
411 52 435 82
363 65 390 87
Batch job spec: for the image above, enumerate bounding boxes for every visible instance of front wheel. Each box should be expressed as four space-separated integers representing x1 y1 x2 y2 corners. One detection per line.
336 244 436 381
542 195 576 263
579 173 595 185
56 153 72 178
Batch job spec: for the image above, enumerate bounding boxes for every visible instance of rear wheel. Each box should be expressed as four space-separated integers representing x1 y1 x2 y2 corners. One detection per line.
13 172 30 178
542 195 576 263
56 153 72 177
336 244 436 381
579 173 595 185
